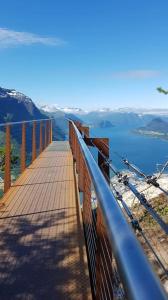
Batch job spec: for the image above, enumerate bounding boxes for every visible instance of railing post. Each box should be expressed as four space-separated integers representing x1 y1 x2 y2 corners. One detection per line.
72 125 75 156
79 125 90 192
95 138 113 299
39 121 43 153
69 121 72 148
4 125 11 193
50 119 52 143
98 138 110 181
74 130 77 161
83 158 92 240
46 120 49 146
32 121 36 162
44 120 47 149
21 123 26 172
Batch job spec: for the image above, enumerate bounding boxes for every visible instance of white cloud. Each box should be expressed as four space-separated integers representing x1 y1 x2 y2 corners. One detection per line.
111 70 161 79
0 28 66 48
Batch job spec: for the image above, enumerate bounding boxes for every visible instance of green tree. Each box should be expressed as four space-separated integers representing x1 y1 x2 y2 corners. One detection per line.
0 146 19 171
4 113 13 122
157 87 168 95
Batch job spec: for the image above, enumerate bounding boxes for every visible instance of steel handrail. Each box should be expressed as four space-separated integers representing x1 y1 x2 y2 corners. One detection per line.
0 118 54 127
70 120 167 300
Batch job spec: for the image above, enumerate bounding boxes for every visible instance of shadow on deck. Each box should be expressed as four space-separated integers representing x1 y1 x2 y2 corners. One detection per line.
0 142 91 300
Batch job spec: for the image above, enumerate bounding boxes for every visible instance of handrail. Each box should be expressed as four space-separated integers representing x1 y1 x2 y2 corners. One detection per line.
70 120 167 300
0 118 54 127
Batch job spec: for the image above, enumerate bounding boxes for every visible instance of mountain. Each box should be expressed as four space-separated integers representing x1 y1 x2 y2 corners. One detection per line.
135 118 168 137
94 120 114 129
77 111 153 129
0 87 46 123
40 108 82 140
0 87 66 142
40 104 86 115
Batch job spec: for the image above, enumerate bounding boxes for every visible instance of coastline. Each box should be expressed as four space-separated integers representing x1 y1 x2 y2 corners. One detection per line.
133 129 168 141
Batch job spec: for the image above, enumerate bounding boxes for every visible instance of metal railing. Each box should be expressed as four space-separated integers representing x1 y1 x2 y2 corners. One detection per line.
0 118 53 195
69 120 167 300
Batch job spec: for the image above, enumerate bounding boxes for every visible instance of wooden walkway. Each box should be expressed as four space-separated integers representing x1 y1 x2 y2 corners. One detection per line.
0 142 92 300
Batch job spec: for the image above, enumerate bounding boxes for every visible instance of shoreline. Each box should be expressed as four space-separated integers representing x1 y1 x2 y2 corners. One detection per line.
133 129 168 141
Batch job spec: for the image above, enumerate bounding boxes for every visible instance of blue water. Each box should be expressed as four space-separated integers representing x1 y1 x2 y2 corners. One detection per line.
91 126 168 174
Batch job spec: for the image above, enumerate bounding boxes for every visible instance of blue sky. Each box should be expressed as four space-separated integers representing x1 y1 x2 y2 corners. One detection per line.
0 0 168 109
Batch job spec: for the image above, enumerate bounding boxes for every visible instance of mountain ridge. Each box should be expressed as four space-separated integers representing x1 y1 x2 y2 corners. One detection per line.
0 86 66 141
139 118 168 133
0 87 46 123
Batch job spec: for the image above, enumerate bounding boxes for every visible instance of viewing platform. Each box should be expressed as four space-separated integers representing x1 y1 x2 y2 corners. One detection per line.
0 141 91 299
0 118 167 300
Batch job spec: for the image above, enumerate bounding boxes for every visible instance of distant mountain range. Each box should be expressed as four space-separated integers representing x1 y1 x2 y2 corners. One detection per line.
40 104 84 115
1 86 168 141
39 104 168 117
39 104 168 130
97 120 114 128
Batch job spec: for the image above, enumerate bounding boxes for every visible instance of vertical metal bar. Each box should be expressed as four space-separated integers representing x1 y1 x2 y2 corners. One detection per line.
32 121 36 162
39 121 43 153
4 125 11 193
21 123 26 172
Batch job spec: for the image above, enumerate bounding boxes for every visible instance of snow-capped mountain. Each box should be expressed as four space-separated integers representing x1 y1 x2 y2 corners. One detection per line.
40 104 87 114
39 104 168 116
40 104 60 113
0 86 66 140
111 107 168 116
0 87 46 122
0 87 32 104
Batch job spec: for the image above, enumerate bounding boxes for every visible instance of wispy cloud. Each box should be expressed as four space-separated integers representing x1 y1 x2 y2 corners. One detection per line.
111 70 161 79
0 28 66 48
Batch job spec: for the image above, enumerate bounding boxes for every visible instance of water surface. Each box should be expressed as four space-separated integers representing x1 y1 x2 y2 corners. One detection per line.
91 125 168 174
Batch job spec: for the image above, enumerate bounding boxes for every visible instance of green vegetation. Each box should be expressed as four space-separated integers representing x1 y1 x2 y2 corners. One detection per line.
134 194 168 227
0 146 19 172
157 87 168 95
0 144 19 198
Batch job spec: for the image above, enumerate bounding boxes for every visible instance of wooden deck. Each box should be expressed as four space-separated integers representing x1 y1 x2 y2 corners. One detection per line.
0 142 92 300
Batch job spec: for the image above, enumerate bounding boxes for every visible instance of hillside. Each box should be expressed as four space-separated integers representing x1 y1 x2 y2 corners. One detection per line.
0 87 46 122
95 120 114 128
0 87 66 141
40 107 83 140
77 111 155 128
136 118 168 138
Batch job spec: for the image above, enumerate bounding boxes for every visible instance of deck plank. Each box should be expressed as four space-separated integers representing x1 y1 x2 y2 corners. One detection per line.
0 141 92 300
